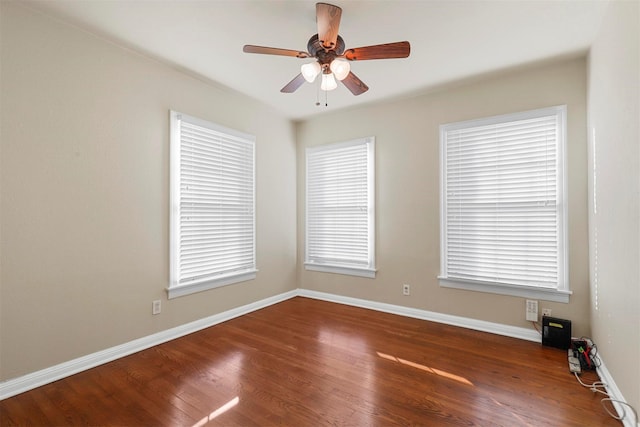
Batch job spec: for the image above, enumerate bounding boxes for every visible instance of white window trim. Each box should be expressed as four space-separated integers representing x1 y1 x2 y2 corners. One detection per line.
168 111 257 299
305 263 376 279
305 137 376 279
438 106 570 303
438 278 571 303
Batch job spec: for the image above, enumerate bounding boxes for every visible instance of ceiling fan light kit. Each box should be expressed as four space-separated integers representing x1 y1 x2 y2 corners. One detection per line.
329 58 350 81
320 73 338 91
301 61 322 83
243 2 410 97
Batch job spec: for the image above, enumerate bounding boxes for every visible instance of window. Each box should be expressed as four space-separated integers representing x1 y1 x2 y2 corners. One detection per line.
169 111 256 299
439 106 570 303
305 137 376 278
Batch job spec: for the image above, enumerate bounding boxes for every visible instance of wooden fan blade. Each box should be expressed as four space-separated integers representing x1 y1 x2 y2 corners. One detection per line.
316 3 342 50
344 41 410 61
341 71 369 96
281 73 307 93
243 45 310 58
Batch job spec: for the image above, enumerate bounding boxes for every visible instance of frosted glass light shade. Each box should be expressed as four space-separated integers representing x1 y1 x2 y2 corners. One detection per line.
321 73 338 91
329 58 351 80
301 62 321 83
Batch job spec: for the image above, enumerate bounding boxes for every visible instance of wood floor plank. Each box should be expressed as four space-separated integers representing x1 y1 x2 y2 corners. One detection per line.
0 297 621 426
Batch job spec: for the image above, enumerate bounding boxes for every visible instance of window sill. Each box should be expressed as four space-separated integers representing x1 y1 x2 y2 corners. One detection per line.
305 263 376 279
167 270 257 299
438 277 571 303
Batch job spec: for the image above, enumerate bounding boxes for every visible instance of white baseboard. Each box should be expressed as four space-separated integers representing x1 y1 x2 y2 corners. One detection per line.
2 287 635 427
297 289 541 342
0 290 297 400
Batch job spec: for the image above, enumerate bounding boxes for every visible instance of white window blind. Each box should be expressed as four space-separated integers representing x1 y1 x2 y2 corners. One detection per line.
169 111 256 298
439 106 569 302
305 137 376 278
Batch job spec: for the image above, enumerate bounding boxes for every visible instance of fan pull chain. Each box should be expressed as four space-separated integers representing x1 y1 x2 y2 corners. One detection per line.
314 75 329 107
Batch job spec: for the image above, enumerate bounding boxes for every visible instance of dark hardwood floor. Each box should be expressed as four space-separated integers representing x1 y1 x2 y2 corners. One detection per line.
1 297 620 426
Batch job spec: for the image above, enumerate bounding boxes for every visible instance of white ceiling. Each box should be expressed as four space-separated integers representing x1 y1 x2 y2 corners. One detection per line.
24 0 609 120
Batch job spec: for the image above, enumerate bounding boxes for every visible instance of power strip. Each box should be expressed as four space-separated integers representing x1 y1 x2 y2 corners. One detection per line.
568 349 581 374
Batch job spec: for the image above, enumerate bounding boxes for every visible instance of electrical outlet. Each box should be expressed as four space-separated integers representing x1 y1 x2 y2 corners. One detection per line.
526 299 538 321
542 308 552 317
402 284 410 296
152 300 161 315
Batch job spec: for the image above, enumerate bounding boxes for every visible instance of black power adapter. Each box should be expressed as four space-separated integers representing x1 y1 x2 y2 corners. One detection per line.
542 316 572 349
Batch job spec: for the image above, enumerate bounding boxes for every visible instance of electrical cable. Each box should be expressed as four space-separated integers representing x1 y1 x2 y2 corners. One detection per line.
574 371 607 390
580 336 602 367
601 398 638 425
531 321 541 335
571 337 637 425
573 373 609 396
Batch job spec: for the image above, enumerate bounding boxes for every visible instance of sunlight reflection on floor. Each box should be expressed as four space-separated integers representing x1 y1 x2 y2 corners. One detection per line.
490 397 535 426
191 396 239 427
376 351 474 386
181 350 245 427
318 327 376 425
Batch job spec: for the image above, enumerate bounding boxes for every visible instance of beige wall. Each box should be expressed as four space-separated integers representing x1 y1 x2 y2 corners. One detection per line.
3 2 635 412
587 0 640 413
296 58 590 335
0 3 297 380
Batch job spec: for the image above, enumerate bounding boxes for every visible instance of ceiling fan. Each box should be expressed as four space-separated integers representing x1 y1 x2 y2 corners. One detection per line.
243 2 410 96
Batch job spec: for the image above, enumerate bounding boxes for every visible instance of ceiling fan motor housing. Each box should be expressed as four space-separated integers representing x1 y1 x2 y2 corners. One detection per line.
307 34 345 65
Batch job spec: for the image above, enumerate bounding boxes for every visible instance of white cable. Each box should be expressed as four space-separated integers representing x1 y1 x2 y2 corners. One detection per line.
573 372 607 390
601 398 638 425
572 347 638 425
